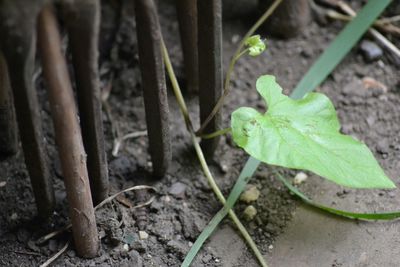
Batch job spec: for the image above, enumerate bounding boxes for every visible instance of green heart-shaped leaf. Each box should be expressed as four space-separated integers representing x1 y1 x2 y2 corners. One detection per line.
231 75 395 189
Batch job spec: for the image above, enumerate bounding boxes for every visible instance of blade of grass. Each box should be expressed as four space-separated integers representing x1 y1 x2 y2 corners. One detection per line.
185 1 393 265
181 158 260 267
275 173 400 220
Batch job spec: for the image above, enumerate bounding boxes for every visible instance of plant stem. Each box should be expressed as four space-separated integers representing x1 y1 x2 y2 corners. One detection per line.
195 0 283 135
161 40 268 267
199 127 231 139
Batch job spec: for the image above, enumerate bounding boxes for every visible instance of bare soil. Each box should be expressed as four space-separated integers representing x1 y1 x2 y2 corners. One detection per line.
0 1 399 266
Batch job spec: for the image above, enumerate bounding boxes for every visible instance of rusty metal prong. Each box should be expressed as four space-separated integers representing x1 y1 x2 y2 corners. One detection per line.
0 0 55 218
135 0 171 177
0 52 18 156
37 5 99 258
62 0 109 204
175 0 198 93
197 0 223 158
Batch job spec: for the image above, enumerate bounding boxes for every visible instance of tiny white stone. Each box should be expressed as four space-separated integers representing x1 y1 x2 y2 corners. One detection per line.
0 181 6 187
164 195 171 202
10 213 18 220
215 258 221 263
243 205 257 221
294 172 308 185
123 244 129 251
240 186 260 203
139 230 149 240
268 245 273 250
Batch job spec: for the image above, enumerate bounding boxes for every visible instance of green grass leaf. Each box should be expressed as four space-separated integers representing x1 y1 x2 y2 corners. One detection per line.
275 173 400 220
232 75 395 189
181 158 260 267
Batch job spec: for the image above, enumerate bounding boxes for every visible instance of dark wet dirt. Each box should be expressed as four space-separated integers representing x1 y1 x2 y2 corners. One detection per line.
1 1 400 266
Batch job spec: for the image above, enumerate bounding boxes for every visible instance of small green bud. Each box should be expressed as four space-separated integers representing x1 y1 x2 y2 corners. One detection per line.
244 35 266 57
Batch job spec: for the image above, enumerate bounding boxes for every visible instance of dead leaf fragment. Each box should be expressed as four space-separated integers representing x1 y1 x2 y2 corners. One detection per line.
362 77 388 93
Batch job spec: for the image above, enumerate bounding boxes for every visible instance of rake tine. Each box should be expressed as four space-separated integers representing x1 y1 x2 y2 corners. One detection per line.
175 0 199 93
62 0 109 204
0 52 18 156
197 0 223 158
135 0 171 177
0 0 55 218
38 5 99 257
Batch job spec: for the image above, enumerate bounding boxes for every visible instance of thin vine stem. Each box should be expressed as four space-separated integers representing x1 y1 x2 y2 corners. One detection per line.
195 0 283 135
161 39 268 267
199 127 231 139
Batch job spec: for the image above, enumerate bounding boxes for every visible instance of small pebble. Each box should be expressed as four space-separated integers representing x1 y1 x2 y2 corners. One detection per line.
293 172 308 185
0 181 6 187
359 40 382 62
164 195 171 203
123 244 129 251
240 186 260 203
268 245 274 250
10 213 18 220
243 205 257 221
168 182 187 198
220 163 229 173
138 231 149 240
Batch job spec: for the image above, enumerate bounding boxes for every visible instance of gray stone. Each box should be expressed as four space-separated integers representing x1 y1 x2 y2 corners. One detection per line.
360 40 383 62
168 182 187 198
